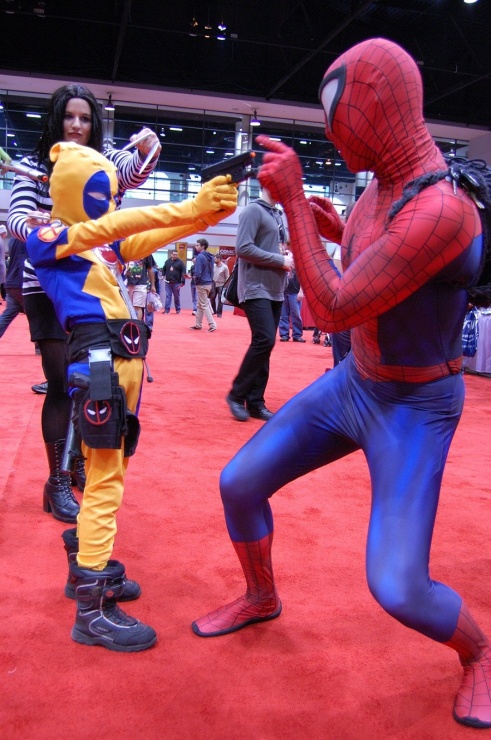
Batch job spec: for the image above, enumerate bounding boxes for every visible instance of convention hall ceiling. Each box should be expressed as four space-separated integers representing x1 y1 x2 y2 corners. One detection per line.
0 0 489 130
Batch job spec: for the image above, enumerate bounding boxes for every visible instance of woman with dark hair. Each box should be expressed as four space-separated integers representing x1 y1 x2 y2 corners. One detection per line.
34 83 104 161
7 83 161 524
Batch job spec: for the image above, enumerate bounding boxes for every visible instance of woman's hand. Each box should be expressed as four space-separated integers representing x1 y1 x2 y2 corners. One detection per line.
131 128 162 159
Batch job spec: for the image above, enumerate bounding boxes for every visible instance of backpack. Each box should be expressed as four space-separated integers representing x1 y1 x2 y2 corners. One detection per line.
387 157 491 308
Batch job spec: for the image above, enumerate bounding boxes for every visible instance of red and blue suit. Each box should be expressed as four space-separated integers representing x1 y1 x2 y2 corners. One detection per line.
192 38 491 729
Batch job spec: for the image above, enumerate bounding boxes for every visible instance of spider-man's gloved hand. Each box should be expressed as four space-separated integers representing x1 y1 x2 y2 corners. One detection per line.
256 135 305 206
309 196 344 244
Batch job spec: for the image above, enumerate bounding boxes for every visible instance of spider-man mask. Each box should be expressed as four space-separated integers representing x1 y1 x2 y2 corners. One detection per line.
318 38 426 175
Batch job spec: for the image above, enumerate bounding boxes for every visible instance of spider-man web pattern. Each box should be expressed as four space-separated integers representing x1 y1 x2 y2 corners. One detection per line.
192 534 281 637
445 603 491 727
194 39 491 728
258 39 482 383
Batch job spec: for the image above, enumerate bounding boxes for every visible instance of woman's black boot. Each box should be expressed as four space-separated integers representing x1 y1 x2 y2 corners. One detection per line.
43 440 80 523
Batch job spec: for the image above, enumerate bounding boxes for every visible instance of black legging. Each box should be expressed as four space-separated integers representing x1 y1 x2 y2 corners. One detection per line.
38 338 71 444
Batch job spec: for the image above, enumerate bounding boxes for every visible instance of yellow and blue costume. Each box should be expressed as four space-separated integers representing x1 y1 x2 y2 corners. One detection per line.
26 142 236 651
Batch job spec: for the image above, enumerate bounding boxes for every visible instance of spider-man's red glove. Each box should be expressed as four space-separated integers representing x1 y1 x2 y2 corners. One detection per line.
309 196 344 244
256 135 305 206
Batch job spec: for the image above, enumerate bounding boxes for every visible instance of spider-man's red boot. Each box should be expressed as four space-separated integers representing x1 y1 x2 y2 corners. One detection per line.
192 533 282 637
445 602 491 728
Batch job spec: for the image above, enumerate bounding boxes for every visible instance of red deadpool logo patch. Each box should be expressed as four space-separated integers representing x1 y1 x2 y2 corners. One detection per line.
83 399 112 426
120 320 141 355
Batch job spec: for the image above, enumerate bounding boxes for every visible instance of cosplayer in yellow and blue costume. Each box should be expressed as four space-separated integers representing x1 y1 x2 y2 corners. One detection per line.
26 141 237 652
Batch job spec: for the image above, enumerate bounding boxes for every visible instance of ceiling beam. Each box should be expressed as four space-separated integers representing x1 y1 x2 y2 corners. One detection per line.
111 0 132 83
425 69 491 107
265 0 376 100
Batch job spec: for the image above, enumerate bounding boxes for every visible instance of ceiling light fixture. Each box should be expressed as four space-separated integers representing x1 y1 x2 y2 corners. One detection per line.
217 19 227 40
250 110 261 127
104 94 115 112
33 1 46 16
463 0 478 4
189 16 199 36
204 10 212 39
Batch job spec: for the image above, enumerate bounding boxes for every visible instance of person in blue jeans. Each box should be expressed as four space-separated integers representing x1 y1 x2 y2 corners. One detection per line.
0 237 26 339
189 257 198 314
279 264 305 342
163 249 186 313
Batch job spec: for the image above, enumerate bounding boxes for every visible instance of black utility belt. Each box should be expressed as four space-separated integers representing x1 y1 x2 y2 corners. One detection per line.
67 319 150 363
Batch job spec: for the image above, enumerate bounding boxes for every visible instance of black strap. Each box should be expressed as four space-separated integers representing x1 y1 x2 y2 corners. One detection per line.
89 358 113 401
67 320 149 363
255 200 286 242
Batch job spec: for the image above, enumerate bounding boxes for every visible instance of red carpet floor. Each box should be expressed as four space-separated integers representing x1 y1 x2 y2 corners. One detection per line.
1 308 491 739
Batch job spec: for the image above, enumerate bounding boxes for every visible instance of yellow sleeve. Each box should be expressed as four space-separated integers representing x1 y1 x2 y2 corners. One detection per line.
60 200 199 257
120 223 207 261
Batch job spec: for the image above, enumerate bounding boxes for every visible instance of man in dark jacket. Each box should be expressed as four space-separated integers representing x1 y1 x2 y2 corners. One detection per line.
190 237 217 332
226 187 292 421
162 249 186 314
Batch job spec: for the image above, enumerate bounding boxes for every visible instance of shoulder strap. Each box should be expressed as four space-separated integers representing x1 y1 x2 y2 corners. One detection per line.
386 157 491 308
254 200 285 242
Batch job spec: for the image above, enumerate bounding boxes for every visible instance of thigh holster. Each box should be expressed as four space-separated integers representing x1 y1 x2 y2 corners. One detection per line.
67 322 145 456
74 370 127 451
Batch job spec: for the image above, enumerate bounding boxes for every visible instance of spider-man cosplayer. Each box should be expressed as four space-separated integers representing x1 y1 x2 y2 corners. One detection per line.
192 38 491 728
26 141 237 652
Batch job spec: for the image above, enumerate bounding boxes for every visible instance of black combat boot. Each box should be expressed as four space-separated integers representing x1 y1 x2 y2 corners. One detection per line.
62 528 141 602
43 440 80 523
70 559 156 652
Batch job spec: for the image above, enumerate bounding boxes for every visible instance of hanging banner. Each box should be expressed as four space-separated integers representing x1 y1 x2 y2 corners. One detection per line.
175 242 188 262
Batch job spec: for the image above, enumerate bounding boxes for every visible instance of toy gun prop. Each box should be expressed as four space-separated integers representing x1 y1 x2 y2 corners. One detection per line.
0 146 48 183
201 150 257 184
0 160 48 183
60 372 89 475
